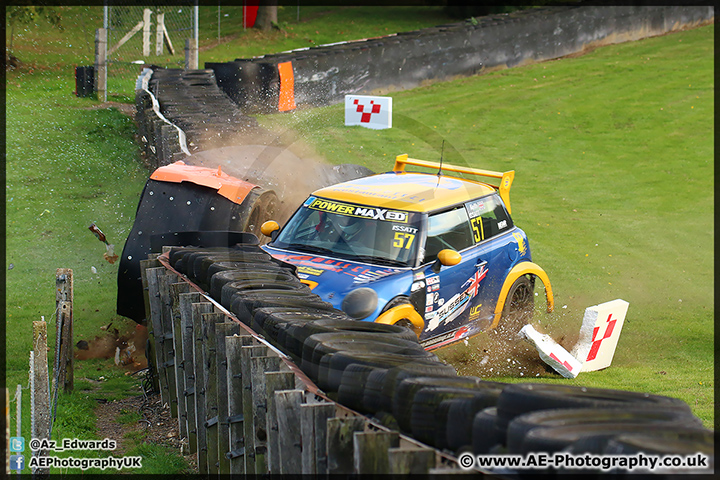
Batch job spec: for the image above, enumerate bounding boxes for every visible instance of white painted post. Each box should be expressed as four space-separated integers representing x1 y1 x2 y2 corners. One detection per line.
94 28 107 102
156 13 165 55
143 8 152 57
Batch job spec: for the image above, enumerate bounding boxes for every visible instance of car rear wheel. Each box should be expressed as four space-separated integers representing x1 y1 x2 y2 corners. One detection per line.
498 275 534 337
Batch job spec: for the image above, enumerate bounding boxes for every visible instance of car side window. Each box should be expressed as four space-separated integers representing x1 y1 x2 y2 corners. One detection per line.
465 193 514 243
423 206 474 263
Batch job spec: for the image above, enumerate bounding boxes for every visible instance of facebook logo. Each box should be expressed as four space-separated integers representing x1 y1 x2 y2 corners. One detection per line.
9 455 25 471
10 437 25 452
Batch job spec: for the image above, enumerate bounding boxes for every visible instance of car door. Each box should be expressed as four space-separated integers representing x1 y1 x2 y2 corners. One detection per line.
464 193 518 325
419 205 484 341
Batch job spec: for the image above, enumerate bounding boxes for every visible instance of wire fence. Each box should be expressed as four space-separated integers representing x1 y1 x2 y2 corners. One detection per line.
105 3 195 98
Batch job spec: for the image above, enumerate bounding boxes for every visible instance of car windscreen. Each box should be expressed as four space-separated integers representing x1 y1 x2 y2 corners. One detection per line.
271 196 423 267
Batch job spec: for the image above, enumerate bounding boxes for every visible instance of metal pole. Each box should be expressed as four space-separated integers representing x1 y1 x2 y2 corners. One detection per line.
194 3 199 67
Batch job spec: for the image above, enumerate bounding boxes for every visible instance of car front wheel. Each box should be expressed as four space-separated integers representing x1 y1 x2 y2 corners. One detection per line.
498 275 534 337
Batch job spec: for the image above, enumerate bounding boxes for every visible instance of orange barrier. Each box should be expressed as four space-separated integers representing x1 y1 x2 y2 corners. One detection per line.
278 61 296 112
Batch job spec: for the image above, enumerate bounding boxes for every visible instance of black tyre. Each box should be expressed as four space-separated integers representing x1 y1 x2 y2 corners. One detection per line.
497 274 534 338
337 364 380 413
472 407 503 454
393 376 504 433
444 394 506 453
220 279 309 308
230 291 333 326
495 383 693 445
210 269 301 300
311 318 419 342
316 351 440 394
506 407 704 454
517 423 710 456
365 364 458 419
241 189 278 242
301 332 430 382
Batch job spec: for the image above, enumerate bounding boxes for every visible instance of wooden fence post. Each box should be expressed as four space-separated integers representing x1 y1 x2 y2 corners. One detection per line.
388 447 438 474
275 389 305 474
250 355 281 473
146 267 170 405
94 28 107 102
215 322 241 474
202 312 225 475
301 402 336 474
55 269 73 393
241 344 267 474
170 282 190 441
32 320 51 476
142 8 152 57
264 372 296 473
192 301 214 474
326 416 367 474
159 272 179 417
226 334 256 475
140 256 161 395
178 292 202 454
353 430 400 474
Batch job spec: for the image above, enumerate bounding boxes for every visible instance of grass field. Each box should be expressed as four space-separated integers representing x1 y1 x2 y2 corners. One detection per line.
259 23 715 427
4 6 714 473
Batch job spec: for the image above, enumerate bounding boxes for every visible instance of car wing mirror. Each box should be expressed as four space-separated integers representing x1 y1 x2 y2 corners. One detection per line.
432 249 461 273
261 220 280 241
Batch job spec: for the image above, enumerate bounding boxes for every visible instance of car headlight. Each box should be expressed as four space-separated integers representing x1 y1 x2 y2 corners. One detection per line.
341 287 378 320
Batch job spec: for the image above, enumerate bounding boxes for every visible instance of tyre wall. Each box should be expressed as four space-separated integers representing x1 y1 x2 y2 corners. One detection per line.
206 5 713 112
135 67 259 170
141 243 714 475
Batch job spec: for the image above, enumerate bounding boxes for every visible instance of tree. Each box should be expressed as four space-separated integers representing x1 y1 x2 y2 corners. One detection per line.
254 1 278 31
6 6 63 62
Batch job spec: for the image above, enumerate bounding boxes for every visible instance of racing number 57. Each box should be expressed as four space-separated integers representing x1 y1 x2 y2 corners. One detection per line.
471 217 484 243
393 232 415 249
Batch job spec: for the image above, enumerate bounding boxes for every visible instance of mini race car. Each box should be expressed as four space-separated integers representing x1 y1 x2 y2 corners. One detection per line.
260 154 554 350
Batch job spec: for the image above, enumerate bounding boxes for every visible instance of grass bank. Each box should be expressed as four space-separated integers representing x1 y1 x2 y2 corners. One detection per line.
258 24 714 426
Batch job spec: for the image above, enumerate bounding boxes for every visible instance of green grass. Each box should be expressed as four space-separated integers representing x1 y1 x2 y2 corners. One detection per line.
258 25 714 427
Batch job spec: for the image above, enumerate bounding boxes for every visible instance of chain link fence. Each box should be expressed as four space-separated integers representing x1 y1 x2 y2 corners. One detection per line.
105 3 195 99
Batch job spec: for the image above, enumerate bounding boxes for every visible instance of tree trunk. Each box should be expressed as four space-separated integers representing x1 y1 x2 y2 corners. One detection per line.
254 2 278 31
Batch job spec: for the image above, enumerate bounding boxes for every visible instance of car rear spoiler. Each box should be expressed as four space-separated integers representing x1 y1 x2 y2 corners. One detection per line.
393 154 516 213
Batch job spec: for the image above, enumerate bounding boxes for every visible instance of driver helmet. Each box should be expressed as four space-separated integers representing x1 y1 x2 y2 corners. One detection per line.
336 215 362 238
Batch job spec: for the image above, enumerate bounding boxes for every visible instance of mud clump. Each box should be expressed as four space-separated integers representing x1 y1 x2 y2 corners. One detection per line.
75 323 148 372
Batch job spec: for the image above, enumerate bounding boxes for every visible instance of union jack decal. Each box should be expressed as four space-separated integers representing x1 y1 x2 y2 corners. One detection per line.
462 265 488 298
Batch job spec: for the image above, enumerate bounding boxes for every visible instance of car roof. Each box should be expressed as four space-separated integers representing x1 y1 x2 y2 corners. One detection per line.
312 171 497 213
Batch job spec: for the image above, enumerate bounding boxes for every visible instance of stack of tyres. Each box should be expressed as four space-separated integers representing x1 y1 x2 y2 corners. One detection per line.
163 244 712 472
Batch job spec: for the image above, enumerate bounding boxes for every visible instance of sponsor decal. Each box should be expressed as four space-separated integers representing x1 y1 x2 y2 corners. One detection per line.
308 198 408 223
421 325 472 349
512 231 527 256
271 253 403 283
392 224 418 234
426 275 440 286
497 219 507 229
465 198 489 219
426 292 472 331
462 265 488 297
425 305 434 313
411 281 426 292
426 284 439 293
297 266 324 276
469 304 482 321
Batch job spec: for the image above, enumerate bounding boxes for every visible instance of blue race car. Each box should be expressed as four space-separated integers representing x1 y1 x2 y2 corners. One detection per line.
261 155 554 350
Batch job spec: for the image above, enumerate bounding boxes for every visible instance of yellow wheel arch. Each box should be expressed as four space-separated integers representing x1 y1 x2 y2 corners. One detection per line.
375 303 425 337
490 262 554 329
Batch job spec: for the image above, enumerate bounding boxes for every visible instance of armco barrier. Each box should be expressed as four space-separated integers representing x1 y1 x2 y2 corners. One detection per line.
206 5 713 112
140 243 713 475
